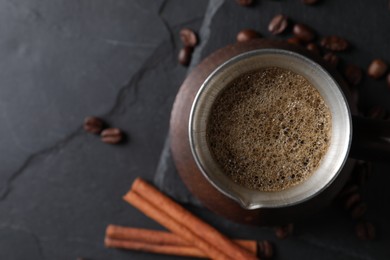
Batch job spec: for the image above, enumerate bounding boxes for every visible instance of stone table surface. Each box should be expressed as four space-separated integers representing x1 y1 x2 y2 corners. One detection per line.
0 0 389 259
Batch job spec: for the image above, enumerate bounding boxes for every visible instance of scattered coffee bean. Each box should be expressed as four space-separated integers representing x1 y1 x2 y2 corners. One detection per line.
275 223 294 239
320 36 349 51
323 52 340 68
84 116 104 134
236 29 261 42
101 128 123 144
350 202 367 219
236 0 253 6
268 14 289 35
355 221 376 240
344 64 363 86
257 240 273 259
344 192 361 210
306 43 321 55
286 37 301 46
338 183 367 219
293 23 316 42
368 106 386 119
367 59 388 79
338 183 359 199
180 28 198 47
350 87 359 105
353 161 373 186
178 46 193 66
301 0 319 5
387 73 390 88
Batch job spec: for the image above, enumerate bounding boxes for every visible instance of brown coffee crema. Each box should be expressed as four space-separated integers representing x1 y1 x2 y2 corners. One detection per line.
207 67 332 191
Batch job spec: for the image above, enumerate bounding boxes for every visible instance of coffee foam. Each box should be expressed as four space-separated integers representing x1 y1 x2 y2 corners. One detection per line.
207 67 332 191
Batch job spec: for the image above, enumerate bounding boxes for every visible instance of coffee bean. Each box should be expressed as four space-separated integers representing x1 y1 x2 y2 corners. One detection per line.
301 0 319 5
180 28 198 47
178 46 193 66
355 221 376 240
344 192 361 210
350 202 367 219
320 36 349 51
387 73 390 88
350 87 359 105
353 161 373 186
268 14 289 35
306 43 321 55
323 52 340 68
257 240 273 259
236 29 261 42
286 37 301 46
368 106 386 119
293 23 316 42
101 128 123 144
344 64 362 86
338 183 359 199
84 116 104 134
274 223 294 239
367 59 388 79
236 0 253 6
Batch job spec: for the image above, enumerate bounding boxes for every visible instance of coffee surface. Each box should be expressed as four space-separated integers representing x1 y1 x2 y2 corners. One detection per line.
207 67 331 191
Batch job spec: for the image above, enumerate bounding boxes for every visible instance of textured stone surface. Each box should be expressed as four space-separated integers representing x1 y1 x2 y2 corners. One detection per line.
0 0 389 259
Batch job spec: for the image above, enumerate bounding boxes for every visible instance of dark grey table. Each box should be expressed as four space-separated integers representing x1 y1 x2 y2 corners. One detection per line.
0 0 389 259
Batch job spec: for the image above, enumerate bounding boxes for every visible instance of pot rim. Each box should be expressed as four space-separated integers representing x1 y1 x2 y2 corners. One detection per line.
188 48 352 209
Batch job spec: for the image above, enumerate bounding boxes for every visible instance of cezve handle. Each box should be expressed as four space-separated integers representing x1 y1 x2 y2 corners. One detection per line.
350 115 390 161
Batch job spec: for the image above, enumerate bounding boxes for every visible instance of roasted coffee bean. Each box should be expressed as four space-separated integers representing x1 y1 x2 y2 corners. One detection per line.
178 46 193 66
101 128 123 144
306 43 321 55
257 240 273 259
268 14 289 35
236 29 261 42
320 36 349 51
301 0 319 5
286 37 301 46
355 221 376 240
274 223 294 239
323 52 340 68
350 202 367 219
180 28 198 47
344 192 362 209
84 116 104 134
368 106 386 119
338 183 359 199
236 0 253 6
367 59 388 79
350 87 359 105
293 23 316 42
344 64 363 86
387 73 390 88
353 161 373 186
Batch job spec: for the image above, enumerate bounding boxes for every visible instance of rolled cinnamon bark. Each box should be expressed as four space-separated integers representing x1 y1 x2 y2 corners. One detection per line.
105 224 257 254
124 190 232 260
123 178 258 260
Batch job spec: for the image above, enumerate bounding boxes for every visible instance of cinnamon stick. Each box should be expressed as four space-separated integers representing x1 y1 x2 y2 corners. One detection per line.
106 224 185 246
124 190 231 260
124 178 258 260
105 224 257 254
105 237 205 258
